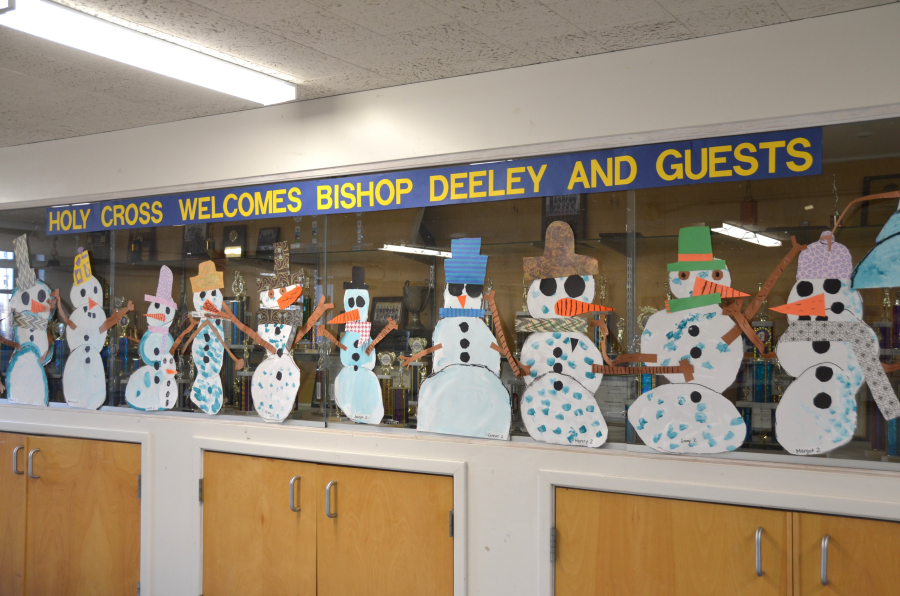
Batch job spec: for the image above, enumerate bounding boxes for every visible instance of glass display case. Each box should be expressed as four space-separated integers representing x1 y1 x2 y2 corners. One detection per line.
3 117 900 470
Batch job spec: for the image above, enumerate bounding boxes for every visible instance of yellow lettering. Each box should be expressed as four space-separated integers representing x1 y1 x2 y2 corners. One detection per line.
254 191 272 215
101 206 112 227
488 170 505 197
72 210 83 230
79 208 91 229
197 196 210 220
590 159 613 187
113 205 125 227
615 156 637 185
270 190 287 214
124 203 138 226
759 141 786 173
239 192 254 217
450 172 467 200
656 149 683 181
138 203 151 225
507 167 526 194
396 179 412 203
48 210 60 232
733 143 758 176
334 185 340 210
151 201 163 224
211 195 225 218
317 186 333 210
684 148 708 180
786 137 813 172
568 161 589 190
60 210 72 231
376 179 394 205
431 176 448 201
709 145 732 178
288 188 302 212
224 194 238 218
357 182 374 207
178 198 198 221
469 171 487 198
341 183 356 209
527 164 547 192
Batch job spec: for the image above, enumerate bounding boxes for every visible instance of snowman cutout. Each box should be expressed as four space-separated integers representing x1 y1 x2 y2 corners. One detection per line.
317 267 396 424
56 248 133 409
771 232 872 455
174 261 245 415
125 266 179 411
401 238 512 440
3 234 56 405
628 226 748 454
514 223 611 447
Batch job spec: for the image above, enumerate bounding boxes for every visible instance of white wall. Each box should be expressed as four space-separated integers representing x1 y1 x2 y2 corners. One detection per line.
1 3 900 207
3 5 900 596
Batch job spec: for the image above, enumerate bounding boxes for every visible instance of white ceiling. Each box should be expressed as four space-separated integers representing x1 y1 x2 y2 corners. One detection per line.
0 0 895 148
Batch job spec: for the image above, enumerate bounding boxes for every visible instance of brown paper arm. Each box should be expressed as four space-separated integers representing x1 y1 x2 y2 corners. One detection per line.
485 290 521 377
316 326 347 351
0 334 20 350
593 359 694 381
221 303 275 354
364 318 398 356
99 301 135 333
612 353 657 365
831 191 900 236
173 318 202 355
400 344 442 368
203 320 245 370
50 289 77 330
292 296 335 349
883 362 900 373
720 300 767 354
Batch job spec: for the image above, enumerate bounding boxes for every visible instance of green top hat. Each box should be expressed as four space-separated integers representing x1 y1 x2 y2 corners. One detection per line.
667 226 727 272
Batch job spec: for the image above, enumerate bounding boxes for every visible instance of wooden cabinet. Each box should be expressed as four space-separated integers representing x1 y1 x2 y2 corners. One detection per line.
201 452 454 596
556 489 900 596
0 433 141 596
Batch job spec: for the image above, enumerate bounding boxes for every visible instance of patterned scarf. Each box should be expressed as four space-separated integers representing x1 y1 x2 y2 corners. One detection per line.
13 311 48 331
148 325 172 352
515 317 587 334
439 308 487 318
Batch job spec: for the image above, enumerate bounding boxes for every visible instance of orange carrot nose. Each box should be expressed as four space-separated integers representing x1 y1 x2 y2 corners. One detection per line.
144 312 166 321
692 277 749 299
458 295 467 308
165 369 177 375
554 298 615 317
770 294 826 317
203 300 220 315
87 298 98 310
277 285 303 309
328 309 360 325
30 300 46 314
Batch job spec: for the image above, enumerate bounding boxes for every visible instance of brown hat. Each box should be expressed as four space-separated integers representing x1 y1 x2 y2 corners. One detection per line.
524 221 598 281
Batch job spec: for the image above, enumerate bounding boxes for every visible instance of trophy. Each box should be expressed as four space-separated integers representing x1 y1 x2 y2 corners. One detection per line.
403 280 430 330
408 337 428 354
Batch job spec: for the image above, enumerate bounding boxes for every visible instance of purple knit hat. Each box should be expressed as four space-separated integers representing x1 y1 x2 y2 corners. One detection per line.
145 265 177 308
797 232 853 279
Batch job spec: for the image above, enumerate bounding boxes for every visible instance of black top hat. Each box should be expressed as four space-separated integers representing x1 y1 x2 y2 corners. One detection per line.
343 266 368 290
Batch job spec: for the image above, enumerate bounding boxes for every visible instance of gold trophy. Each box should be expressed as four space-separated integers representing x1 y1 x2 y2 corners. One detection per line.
377 352 395 420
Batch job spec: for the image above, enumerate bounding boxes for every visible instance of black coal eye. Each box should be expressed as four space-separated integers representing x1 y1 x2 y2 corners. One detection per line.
796 281 814 297
21 291 29 305
211 290 217 297
94 286 98 294
448 283 464 297
37 290 45 303
465 284 483 298
165 307 170 314
80 289 86 297
154 303 159 309
823 279 841 294
357 296 367 308
200 291 206 299
539 278 557 297
712 270 724 280
564 275 586 298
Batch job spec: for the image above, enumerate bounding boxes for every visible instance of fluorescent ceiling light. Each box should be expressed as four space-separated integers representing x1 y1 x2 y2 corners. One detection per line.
381 244 452 258
0 0 295 105
712 223 782 247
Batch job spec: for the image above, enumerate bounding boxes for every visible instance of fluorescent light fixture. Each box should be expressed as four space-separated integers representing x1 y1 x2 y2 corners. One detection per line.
381 244 452 258
712 223 782 247
0 0 295 105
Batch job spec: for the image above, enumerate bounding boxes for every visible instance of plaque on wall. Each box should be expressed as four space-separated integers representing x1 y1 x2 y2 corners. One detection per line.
541 194 586 240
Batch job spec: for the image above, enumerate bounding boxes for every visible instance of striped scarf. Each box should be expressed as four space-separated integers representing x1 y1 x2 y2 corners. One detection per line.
439 308 487 318
515 317 587 334
13 311 48 331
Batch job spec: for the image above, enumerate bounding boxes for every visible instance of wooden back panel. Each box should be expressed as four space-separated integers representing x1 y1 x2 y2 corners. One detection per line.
556 488 790 596
0 432 27 596
24 436 140 596
202 451 317 596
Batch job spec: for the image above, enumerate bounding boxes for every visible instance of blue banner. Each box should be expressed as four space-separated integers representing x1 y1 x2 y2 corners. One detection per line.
46 128 822 235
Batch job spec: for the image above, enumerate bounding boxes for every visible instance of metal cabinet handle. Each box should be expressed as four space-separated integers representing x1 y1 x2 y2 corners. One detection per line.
12 445 24 475
755 527 764 577
325 480 337 518
821 534 831 586
289 476 301 513
27 448 40 479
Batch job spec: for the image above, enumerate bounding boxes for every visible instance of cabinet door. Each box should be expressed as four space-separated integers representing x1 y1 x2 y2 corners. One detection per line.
202 451 317 596
316 465 453 596
555 488 791 596
0 432 27 596
795 512 900 595
24 436 140 596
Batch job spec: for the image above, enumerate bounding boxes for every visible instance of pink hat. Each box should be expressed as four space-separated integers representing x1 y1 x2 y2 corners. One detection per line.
145 265 177 308
797 232 853 279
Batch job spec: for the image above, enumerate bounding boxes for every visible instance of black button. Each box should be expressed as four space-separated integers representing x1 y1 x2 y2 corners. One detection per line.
154 348 160 355
460 352 470 363
84 346 90 353
352 353 360 361
274 326 281 335
459 322 469 333
85 357 90 364
815 366 833 382
203 345 210 351
460 339 470 349
354 365 359 371
552 347 563 357
688 325 700 337
353 340 359 349
84 334 89 342
690 391 702 403
276 348 284 358
154 362 160 370
813 392 832 409
154 376 160 384
276 371 282 381
553 380 564 391
690 347 702 359
812 341 830 354
203 333 210 342
203 356 210 363
569 339 579 352
553 363 563 373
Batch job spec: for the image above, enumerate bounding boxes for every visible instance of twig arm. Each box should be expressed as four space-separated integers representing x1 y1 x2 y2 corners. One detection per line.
50 289 77 330
99 301 135 333
293 296 335 349
203 320 245 370
365 318 398 355
316 326 347 351
485 290 521 376
400 344 442 368
221 303 275 354
172 318 202 355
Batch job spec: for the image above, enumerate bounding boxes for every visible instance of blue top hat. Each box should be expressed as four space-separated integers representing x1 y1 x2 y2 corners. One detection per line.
445 238 487 284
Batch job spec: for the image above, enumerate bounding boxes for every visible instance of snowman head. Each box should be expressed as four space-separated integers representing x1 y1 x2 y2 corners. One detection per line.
443 238 488 310
10 233 53 319
70 250 103 312
443 282 483 310
667 227 731 299
340 267 369 322
190 260 225 312
144 265 177 329
258 283 302 309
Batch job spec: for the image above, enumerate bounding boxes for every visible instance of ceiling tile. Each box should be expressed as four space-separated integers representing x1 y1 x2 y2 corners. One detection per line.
309 0 455 35
422 0 545 20
508 31 608 62
460 4 585 44
775 0 895 20
677 0 788 36
540 0 672 31
655 0 752 14
589 17 695 51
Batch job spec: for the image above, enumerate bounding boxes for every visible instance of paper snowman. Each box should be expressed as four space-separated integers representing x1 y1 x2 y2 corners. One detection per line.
62 249 108 409
772 233 868 454
628 226 747 454
187 261 227 415
5 234 53 405
251 241 305 423
515 223 610 447
415 238 512 440
329 267 383 424
126 266 178 411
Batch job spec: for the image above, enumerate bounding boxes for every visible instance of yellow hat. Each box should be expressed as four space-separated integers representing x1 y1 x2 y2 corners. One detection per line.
73 249 93 286
190 260 224 293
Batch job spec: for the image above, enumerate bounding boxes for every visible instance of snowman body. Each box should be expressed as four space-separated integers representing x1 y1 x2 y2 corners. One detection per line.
189 289 226 415
431 316 500 374
125 354 178 411
251 280 303 423
7 277 54 405
63 275 108 409
334 330 382 424
519 274 607 447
